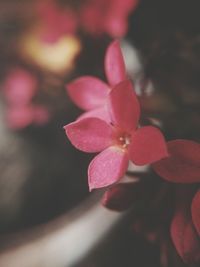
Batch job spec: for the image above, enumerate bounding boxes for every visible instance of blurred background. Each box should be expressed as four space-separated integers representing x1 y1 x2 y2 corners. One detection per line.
0 0 199 266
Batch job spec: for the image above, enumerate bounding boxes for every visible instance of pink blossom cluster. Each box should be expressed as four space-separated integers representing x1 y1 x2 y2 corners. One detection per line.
64 40 200 264
36 0 139 43
80 0 139 38
37 0 78 43
3 68 49 129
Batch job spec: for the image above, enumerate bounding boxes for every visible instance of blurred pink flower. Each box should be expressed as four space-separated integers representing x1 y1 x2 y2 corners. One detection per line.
151 140 200 263
3 68 49 129
65 80 167 190
4 68 37 106
37 0 78 43
6 105 49 129
80 0 139 37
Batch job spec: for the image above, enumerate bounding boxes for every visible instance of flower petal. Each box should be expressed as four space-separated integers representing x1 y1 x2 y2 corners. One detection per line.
105 40 127 86
102 182 141 211
129 126 168 165
191 190 200 237
64 118 113 153
152 140 200 183
4 69 37 106
38 1 78 43
66 76 110 110
171 188 200 264
78 105 111 123
105 16 128 38
108 80 140 131
88 147 129 190
113 0 139 13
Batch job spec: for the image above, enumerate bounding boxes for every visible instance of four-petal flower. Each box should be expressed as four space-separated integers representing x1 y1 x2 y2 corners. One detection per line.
65 80 168 190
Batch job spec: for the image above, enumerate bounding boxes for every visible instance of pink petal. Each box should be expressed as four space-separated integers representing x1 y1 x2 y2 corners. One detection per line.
102 182 140 211
60 9 78 35
105 16 128 38
129 126 168 165
80 2 102 35
88 146 129 190
108 80 140 131
64 118 113 153
171 188 200 264
66 76 110 110
152 140 200 183
112 0 139 14
78 105 111 123
191 190 200 237
41 14 77 43
4 69 37 106
38 2 78 43
105 40 127 86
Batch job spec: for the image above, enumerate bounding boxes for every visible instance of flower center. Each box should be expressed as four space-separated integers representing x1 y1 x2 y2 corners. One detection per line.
118 133 131 149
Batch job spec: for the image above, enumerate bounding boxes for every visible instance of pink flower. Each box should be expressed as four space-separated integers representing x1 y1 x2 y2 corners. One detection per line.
3 68 49 129
4 68 37 106
6 105 49 129
37 0 78 43
80 0 139 37
67 40 127 121
151 140 200 263
152 140 200 183
65 80 168 190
